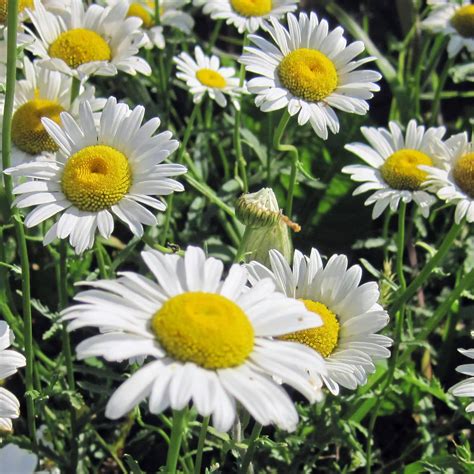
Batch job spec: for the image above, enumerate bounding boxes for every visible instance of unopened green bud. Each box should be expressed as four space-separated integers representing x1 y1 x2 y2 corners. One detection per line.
236 188 281 228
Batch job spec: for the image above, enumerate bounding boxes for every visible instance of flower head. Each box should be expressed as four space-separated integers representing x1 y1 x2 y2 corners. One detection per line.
174 46 244 108
62 246 326 432
25 0 151 79
342 120 447 219
239 12 381 139
5 97 186 254
246 248 392 395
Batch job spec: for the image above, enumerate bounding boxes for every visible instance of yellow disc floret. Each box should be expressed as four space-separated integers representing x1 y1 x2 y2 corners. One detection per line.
380 149 433 190
230 0 272 17
11 99 64 155
196 68 227 89
453 152 474 198
151 292 255 369
127 3 154 29
0 0 33 24
451 5 474 38
279 300 340 358
61 145 132 212
278 48 338 102
49 29 111 69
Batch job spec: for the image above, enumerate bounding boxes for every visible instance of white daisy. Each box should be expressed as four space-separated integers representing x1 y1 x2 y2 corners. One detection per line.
62 246 327 432
0 57 105 167
0 321 26 432
174 46 244 108
24 0 151 80
342 120 447 219
106 0 194 50
422 131 474 223
0 444 38 474
422 0 474 58
197 0 298 34
4 97 186 254
450 347 474 413
239 12 381 139
246 248 392 396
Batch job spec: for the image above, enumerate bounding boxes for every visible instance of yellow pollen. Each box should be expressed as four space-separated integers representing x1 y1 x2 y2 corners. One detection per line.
151 292 254 369
230 0 272 17
451 5 474 38
11 99 64 155
49 29 111 69
280 300 340 358
380 149 433 190
61 145 132 212
196 68 227 89
127 3 154 29
278 48 338 102
453 152 474 198
0 0 33 24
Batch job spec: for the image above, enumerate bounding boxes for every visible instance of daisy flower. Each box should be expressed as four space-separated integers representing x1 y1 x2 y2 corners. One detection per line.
450 345 474 414
0 444 37 474
422 0 474 57
25 0 151 80
5 97 186 254
422 132 474 223
0 321 26 432
197 0 298 34
62 246 327 432
239 12 382 139
0 0 33 27
0 57 105 167
342 120 447 219
108 0 194 50
246 248 392 395
174 46 244 108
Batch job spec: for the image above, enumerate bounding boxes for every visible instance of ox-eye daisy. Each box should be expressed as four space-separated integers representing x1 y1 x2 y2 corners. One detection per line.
342 120 446 219
197 0 298 34
422 132 474 223
422 0 474 57
5 97 186 254
0 57 105 167
174 46 244 109
246 248 392 395
0 321 26 432
62 246 327 432
239 12 381 139
450 344 474 414
25 0 151 80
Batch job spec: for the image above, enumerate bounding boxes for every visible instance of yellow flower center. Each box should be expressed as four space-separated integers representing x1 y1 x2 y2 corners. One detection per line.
196 68 227 89
11 99 64 155
230 0 272 17
278 48 338 102
380 149 433 190
0 0 33 24
453 152 474 198
151 292 255 369
61 145 132 212
48 29 112 69
279 300 340 358
127 3 154 29
451 5 474 38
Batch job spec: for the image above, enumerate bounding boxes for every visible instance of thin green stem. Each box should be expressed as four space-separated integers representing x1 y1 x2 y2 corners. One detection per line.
239 422 262 474
2 0 37 445
166 410 187 474
396 202 407 290
234 226 252 263
154 0 161 24
95 241 109 279
194 416 210 474
70 77 81 103
430 56 455 124
273 110 298 218
207 20 223 52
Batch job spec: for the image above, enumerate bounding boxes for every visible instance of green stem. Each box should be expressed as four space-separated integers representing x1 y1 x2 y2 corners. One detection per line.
194 416 210 474
2 0 37 445
95 241 109 279
166 410 186 474
234 226 252 263
154 0 161 24
430 56 455 124
396 202 407 290
239 422 262 474
390 219 463 315
207 20 223 52
70 77 81 103
273 110 298 218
